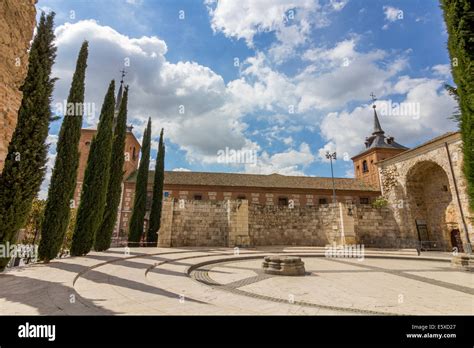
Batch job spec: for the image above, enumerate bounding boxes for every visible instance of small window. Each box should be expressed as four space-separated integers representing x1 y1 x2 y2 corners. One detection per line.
193 194 202 200
85 141 91 146
319 198 328 205
237 195 246 200
164 192 170 198
360 197 369 204
356 165 360 171
278 197 288 206
132 147 136 161
362 160 369 173
442 185 448 192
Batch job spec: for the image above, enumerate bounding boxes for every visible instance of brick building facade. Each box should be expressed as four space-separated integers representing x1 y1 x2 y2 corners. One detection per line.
72 98 473 251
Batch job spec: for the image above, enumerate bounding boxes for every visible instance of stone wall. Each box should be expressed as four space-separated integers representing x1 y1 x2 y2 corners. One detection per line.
248 204 339 246
378 133 474 251
353 205 403 248
158 200 231 247
157 199 403 248
0 0 37 171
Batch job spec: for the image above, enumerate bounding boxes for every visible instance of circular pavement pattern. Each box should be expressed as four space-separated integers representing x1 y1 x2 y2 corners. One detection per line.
0 247 472 315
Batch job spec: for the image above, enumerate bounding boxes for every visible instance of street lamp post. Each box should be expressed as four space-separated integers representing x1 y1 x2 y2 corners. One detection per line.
326 151 337 203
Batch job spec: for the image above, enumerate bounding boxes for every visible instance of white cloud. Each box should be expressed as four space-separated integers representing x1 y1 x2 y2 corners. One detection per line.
296 44 408 111
206 0 347 63
39 152 56 200
383 6 402 22
172 167 191 172
318 77 458 160
244 142 315 176
52 20 251 166
432 64 451 78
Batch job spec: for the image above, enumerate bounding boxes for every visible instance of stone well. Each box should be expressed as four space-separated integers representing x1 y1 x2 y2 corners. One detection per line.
262 255 305 276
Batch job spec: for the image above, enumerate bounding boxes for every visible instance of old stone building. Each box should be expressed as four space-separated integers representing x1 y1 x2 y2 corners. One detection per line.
118 170 381 245
154 109 473 251
73 91 473 251
0 0 37 171
378 131 473 253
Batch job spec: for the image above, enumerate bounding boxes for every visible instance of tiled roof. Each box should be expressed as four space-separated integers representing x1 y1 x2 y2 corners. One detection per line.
125 170 380 192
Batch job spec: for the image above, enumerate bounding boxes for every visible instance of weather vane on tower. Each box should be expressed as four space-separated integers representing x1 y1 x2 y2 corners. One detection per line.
370 92 377 109
119 68 127 85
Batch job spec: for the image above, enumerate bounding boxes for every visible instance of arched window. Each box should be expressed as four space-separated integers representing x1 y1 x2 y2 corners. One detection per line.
132 147 136 161
362 160 369 173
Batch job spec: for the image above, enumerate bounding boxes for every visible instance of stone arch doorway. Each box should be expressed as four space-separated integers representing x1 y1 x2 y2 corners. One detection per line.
405 161 456 250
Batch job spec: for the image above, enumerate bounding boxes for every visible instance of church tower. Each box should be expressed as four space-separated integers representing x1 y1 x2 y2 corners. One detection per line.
351 96 408 188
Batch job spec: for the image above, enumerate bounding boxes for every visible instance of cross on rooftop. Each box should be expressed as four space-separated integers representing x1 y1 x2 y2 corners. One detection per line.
119 68 127 84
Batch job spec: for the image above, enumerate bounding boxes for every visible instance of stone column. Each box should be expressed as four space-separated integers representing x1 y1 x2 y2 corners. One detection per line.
339 202 356 244
157 199 174 247
227 200 250 247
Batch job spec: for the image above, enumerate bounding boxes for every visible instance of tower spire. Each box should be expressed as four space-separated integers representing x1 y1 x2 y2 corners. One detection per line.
116 69 126 111
370 92 384 135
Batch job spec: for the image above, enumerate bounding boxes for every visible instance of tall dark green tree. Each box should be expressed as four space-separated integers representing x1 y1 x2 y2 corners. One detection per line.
441 0 474 211
95 85 129 251
0 13 57 270
39 41 89 262
128 118 152 246
70 80 115 256
147 128 165 246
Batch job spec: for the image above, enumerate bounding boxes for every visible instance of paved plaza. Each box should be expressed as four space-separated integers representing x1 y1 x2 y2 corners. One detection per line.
0 247 472 315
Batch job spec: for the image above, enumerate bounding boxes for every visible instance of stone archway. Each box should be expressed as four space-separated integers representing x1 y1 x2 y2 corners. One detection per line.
405 161 458 250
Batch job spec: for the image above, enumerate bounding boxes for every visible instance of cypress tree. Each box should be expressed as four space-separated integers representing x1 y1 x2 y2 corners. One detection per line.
128 118 152 246
440 0 474 210
94 86 129 251
70 80 115 256
0 13 57 270
39 41 89 262
147 128 165 246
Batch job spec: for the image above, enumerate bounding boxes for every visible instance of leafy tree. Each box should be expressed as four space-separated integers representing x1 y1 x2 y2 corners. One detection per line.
60 207 76 257
95 86 129 251
128 118 152 246
39 41 88 262
0 13 57 270
147 128 165 246
440 0 474 211
21 199 46 245
71 80 115 256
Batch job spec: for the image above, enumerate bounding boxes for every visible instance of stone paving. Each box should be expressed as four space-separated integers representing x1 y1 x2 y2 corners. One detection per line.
0 247 472 315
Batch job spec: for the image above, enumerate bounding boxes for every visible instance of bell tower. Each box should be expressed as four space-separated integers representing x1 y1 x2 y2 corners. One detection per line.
351 93 408 188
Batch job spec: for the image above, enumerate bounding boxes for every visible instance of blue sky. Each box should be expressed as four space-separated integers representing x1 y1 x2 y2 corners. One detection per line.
37 0 457 196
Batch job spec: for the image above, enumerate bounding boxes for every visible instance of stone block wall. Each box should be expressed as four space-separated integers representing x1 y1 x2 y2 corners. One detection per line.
353 205 403 248
158 199 232 247
158 199 403 248
248 204 339 246
0 0 37 171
